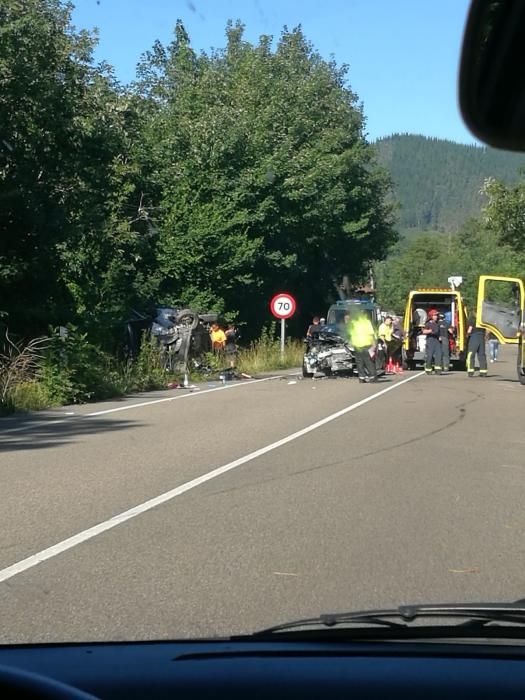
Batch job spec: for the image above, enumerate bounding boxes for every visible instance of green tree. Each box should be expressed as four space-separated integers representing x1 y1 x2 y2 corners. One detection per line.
0 0 157 342
454 217 525 307
374 218 525 313
135 22 396 332
482 176 525 253
1 8 396 343
374 234 455 312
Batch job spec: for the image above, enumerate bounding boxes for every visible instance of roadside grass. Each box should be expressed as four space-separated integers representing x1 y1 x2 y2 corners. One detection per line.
0 330 179 415
1 326 303 415
236 339 303 375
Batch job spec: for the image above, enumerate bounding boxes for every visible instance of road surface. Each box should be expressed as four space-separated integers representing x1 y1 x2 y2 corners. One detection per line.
1 347 524 643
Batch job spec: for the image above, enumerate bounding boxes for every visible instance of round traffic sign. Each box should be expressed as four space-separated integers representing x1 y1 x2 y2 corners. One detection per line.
270 292 297 319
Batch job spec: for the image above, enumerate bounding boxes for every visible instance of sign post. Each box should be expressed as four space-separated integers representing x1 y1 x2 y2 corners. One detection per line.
270 292 297 357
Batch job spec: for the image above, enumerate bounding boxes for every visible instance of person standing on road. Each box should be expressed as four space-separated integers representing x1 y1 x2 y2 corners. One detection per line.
466 315 488 377
488 332 500 363
210 322 226 353
422 309 443 375
438 312 453 372
378 315 393 363
348 314 377 383
224 324 238 368
390 316 403 364
378 315 402 366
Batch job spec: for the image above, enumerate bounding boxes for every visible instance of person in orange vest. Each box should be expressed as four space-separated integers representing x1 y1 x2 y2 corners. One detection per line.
210 322 226 353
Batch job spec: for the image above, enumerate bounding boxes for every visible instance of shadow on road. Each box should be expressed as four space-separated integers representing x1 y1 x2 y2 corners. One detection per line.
0 415 142 453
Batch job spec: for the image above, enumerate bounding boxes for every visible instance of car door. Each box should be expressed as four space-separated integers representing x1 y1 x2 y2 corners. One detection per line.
476 275 525 344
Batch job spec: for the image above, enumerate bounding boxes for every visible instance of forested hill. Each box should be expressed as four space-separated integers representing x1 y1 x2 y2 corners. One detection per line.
375 134 525 233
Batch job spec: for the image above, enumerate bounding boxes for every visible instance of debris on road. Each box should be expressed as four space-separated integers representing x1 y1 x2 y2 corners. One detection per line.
448 567 480 574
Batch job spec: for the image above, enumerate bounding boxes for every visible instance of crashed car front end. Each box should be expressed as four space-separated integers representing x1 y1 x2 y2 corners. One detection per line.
303 328 355 377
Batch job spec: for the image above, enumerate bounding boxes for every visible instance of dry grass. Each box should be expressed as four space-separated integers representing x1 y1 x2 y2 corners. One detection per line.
236 339 303 375
0 331 49 413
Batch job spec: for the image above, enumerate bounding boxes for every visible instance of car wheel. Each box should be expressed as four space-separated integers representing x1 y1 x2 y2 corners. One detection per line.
175 309 199 330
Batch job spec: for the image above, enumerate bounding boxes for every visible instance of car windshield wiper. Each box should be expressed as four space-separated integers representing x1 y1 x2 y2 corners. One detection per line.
252 601 525 636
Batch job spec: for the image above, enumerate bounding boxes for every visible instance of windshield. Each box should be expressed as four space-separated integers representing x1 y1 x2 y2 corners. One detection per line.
3 0 525 646
326 306 375 328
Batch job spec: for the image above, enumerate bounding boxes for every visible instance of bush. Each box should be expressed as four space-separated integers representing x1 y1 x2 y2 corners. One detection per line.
0 332 49 414
123 334 169 392
8 381 53 412
0 327 179 414
0 322 300 416
39 327 124 404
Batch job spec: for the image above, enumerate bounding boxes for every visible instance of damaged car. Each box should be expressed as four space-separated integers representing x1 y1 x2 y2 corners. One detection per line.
303 299 385 378
127 307 219 371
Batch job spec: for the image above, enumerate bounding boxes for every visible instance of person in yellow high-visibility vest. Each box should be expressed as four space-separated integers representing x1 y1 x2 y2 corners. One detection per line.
348 314 377 383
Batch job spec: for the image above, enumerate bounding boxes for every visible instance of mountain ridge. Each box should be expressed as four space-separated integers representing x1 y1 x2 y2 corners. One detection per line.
374 133 525 233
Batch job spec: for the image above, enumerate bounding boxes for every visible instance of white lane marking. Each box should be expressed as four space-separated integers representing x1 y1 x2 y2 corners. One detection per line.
0 372 423 584
0 376 282 435
85 375 281 416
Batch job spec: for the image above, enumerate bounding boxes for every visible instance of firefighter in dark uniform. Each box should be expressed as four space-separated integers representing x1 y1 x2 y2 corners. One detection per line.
422 309 442 375
466 314 488 377
438 312 452 372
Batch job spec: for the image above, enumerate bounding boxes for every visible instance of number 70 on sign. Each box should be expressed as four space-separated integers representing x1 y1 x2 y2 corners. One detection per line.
270 293 297 319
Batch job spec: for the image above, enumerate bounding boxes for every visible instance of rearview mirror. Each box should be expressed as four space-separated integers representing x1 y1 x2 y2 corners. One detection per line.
459 0 525 151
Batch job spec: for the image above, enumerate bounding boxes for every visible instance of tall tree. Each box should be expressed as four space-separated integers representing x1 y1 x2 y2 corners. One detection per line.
135 22 397 331
481 176 525 253
0 0 156 341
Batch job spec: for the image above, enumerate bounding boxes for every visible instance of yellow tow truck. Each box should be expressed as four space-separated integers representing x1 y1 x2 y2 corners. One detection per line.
401 287 469 370
476 275 525 384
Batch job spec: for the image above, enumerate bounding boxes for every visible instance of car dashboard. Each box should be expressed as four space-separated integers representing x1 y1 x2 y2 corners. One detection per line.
2 638 525 699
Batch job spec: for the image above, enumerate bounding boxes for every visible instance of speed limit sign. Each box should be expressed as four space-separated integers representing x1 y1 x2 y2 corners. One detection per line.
270 292 297 319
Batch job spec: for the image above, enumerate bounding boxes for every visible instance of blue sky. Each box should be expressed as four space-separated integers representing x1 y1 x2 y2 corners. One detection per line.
71 0 476 144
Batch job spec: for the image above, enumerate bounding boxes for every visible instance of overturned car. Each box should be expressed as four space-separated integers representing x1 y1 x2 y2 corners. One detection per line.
152 308 219 371
127 307 219 371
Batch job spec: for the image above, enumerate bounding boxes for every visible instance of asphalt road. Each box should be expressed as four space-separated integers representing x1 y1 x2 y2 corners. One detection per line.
1 347 525 643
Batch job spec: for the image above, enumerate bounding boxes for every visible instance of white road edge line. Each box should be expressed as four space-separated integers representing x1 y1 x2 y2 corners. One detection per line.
0 372 423 584
0 375 283 435
86 375 281 416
